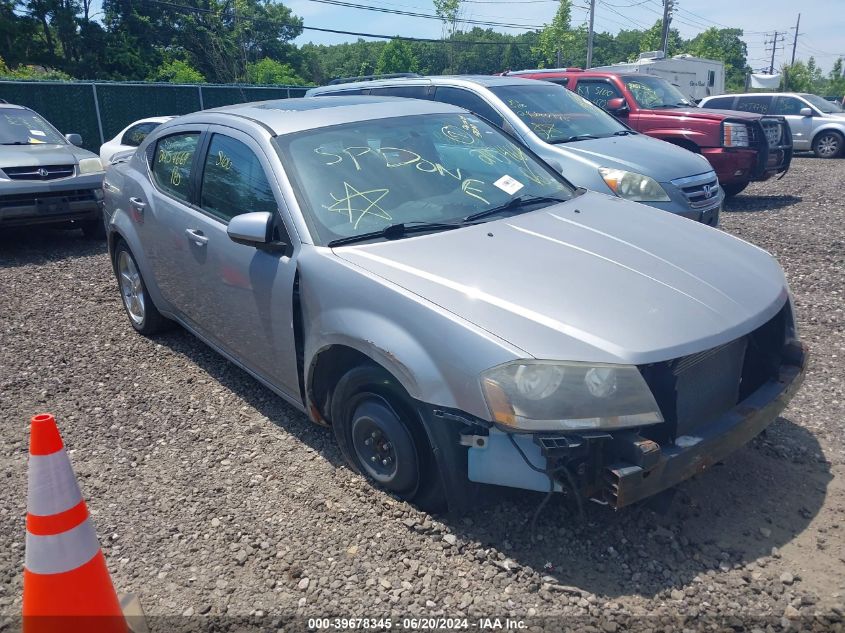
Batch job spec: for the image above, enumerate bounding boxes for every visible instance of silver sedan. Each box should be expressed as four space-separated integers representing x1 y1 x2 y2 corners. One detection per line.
102 96 806 513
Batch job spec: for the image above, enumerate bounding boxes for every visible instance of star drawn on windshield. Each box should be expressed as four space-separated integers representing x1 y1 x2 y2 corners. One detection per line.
530 122 558 140
324 181 392 230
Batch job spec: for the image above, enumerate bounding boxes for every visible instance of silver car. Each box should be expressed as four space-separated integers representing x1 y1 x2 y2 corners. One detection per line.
103 96 806 513
0 103 106 238
308 76 723 225
700 92 845 159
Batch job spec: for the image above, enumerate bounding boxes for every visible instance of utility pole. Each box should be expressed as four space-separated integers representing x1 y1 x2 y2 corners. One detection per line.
790 13 800 65
586 0 596 68
660 0 674 55
765 31 784 74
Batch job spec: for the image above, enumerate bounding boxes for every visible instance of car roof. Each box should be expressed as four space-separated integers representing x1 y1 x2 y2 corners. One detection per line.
176 95 465 136
0 103 32 111
307 75 548 96
702 93 812 99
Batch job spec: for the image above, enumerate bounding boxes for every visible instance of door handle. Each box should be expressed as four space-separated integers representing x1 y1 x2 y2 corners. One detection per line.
185 228 209 246
128 197 146 222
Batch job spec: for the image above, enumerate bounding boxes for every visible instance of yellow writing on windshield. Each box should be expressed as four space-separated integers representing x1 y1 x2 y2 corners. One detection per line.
461 179 488 204
324 182 392 230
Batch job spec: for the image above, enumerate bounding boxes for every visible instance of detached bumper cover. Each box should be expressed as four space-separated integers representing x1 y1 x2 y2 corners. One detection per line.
606 340 807 508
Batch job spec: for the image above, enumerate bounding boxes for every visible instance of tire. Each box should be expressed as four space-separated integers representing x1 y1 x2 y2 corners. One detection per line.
80 218 106 240
812 131 843 159
721 182 748 198
113 241 169 335
330 365 444 509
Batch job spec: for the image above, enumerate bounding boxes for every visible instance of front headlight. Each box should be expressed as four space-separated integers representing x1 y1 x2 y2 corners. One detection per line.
723 122 750 147
598 168 670 202
78 157 104 174
480 360 664 432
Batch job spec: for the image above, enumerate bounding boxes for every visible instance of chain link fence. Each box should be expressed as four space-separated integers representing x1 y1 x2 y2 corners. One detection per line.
0 80 311 152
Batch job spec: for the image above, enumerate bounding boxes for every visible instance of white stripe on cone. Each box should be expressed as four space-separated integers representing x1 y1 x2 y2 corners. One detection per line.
25 518 101 575
27 449 84 517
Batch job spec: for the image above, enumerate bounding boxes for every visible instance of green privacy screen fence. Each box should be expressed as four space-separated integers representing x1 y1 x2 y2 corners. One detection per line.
0 80 311 152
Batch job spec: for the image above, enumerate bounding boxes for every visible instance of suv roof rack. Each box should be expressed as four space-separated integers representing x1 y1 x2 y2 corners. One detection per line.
328 72 422 86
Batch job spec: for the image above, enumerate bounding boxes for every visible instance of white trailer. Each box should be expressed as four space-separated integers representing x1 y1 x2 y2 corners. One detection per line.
591 52 726 102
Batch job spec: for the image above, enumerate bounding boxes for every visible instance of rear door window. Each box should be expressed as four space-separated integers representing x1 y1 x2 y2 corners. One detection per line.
433 87 504 127
151 133 200 203
574 80 623 109
734 95 773 115
199 133 277 223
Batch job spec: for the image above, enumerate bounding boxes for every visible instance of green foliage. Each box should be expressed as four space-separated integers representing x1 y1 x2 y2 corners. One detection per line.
687 27 749 92
150 59 206 84
0 55 72 79
245 57 305 85
534 0 576 67
375 39 418 75
781 56 845 97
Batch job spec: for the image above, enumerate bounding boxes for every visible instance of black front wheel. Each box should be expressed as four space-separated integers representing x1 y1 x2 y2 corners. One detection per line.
331 365 444 508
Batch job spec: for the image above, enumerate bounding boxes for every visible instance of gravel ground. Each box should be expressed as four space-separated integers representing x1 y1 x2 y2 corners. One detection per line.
1 156 844 633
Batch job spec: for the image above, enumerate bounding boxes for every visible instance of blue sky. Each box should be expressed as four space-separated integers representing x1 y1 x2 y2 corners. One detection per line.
286 0 844 75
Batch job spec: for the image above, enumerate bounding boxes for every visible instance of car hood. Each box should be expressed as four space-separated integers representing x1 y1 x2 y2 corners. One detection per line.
335 191 787 365
548 133 713 182
0 143 97 169
673 107 765 121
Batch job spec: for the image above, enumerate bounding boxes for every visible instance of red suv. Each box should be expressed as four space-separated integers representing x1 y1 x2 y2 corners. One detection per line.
507 69 793 197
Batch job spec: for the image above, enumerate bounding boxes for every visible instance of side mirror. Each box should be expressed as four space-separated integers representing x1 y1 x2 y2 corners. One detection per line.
799 107 813 117
227 211 274 247
65 133 82 146
545 158 564 173
606 97 628 114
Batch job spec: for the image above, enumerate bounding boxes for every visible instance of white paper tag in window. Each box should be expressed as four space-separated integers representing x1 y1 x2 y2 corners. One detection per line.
493 175 524 195
30 129 46 136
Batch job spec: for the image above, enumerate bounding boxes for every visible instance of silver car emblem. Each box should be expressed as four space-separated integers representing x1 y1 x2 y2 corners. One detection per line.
702 184 715 199
37 168 49 178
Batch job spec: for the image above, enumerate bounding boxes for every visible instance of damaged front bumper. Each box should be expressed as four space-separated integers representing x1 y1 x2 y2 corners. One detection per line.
605 339 806 508
439 339 807 512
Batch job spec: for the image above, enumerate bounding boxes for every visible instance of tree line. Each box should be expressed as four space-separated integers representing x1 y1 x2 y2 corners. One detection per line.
1 0 842 97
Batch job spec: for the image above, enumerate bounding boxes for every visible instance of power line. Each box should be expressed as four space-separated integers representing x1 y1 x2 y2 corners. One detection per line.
304 0 546 30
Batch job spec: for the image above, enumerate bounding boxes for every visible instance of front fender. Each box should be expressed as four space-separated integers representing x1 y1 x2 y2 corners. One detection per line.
646 128 712 148
298 247 526 419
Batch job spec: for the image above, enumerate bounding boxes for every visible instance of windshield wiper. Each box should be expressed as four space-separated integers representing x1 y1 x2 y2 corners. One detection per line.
463 195 568 223
612 130 636 136
550 134 598 144
1 141 37 145
327 221 464 247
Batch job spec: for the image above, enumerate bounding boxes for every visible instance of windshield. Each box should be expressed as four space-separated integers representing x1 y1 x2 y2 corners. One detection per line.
488 83 628 143
801 94 843 114
622 76 692 109
276 113 572 246
0 110 66 145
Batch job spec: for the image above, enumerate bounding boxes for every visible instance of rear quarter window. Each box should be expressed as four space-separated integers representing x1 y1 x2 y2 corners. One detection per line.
151 133 200 202
701 96 735 109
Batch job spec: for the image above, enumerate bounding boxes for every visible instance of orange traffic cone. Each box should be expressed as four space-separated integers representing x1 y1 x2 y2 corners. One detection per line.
22 413 128 633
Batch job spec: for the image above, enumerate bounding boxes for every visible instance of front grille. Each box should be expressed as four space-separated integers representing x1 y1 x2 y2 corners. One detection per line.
671 172 721 210
638 304 788 442
0 189 97 209
758 118 784 148
2 164 75 181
